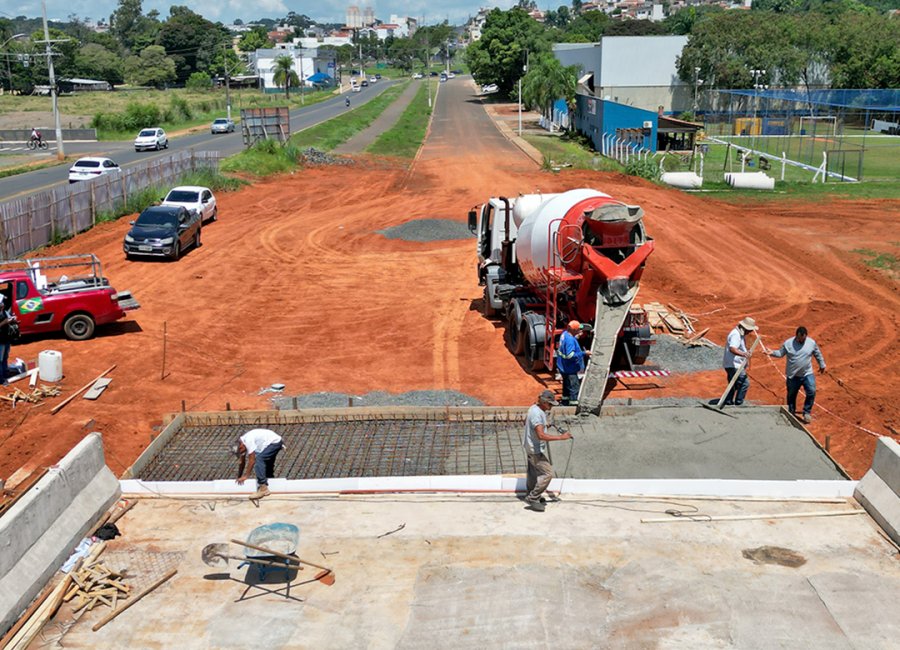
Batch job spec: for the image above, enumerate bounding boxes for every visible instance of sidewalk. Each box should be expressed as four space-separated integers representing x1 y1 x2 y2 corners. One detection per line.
334 80 421 154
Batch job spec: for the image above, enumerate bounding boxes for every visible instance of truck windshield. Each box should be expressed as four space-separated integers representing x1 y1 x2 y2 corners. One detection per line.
166 191 199 203
136 211 178 227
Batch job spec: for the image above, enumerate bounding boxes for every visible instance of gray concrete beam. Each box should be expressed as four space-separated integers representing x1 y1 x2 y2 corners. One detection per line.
854 437 900 546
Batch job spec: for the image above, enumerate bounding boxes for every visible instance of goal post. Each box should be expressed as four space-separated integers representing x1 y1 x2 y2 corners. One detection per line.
798 115 838 138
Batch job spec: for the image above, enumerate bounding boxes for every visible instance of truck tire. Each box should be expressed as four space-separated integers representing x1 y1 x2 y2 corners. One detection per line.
63 314 96 341
171 242 181 260
506 311 524 355
525 324 545 371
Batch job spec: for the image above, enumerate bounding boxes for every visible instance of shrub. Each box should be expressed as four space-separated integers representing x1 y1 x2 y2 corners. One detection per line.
624 156 661 181
169 96 193 121
186 71 212 91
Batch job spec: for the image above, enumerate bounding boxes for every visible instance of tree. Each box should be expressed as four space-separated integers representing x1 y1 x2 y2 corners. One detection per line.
238 27 271 52
124 45 176 87
663 5 724 35
388 37 418 72
560 10 608 42
465 8 550 94
76 43 124 84
272 55 299 99
604 19 670 36
185 71 211 90
156 6 229 82
110 0 159 52
522 54 578 124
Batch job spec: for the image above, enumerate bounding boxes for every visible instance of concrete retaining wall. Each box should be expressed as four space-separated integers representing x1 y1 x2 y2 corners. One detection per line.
854 437 900 546
0 128 97 142
0 433 120 635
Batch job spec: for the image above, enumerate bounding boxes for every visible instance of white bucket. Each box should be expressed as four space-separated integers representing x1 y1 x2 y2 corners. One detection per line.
38 350 63 382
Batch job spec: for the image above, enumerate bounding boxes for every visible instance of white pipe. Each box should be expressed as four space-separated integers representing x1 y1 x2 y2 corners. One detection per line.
661 171 703 189
699 152 704 179
781 151 786 181
726 171 775 190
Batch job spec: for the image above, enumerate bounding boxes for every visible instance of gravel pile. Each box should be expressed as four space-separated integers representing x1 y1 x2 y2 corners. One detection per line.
649 334 723 374
301 147 353 166
274 390 485 410
378 219 474 242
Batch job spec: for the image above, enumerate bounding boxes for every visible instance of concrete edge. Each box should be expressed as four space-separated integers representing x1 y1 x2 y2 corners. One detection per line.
0 433 121 636
482 103 544 167
121 477 857 499
854 436 900 546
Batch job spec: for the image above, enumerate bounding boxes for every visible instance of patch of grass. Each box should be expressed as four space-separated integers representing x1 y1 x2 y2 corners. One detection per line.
220 139 303 177
697 179 900 203
852 248 898 271
291 83 408 151
0 157 69 179
367 82 431 158
178 168 247 192
523 132 621 172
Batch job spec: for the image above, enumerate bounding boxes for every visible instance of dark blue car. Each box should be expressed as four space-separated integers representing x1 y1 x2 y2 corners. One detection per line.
124 205 201 260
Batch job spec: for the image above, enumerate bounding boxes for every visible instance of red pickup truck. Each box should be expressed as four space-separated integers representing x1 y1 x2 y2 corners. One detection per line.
0 254 139 340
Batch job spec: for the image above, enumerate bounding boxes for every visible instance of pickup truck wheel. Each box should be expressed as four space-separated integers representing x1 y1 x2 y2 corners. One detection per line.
171 242 181 260
63 314 95 341
193 230 201 249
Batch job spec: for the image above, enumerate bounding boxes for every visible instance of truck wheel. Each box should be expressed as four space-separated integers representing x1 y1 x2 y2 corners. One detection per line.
525 325 545 371
63 314 95 341
506 311 524 355
482 285 498 318
171 242 181 260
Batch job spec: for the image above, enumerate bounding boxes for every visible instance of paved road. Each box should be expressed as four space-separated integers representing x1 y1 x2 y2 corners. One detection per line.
334 79 420 154
0 81 398 201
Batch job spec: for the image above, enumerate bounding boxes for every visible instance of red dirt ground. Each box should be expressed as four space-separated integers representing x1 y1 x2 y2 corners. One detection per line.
1 88 897 482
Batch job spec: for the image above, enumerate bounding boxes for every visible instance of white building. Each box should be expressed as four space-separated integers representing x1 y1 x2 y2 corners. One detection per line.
251 45 337 91
297 35 353 49
466 8 492 42
389 14 418 37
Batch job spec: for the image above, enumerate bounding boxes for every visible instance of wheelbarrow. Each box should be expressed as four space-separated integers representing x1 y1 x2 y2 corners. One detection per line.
202 523 300 581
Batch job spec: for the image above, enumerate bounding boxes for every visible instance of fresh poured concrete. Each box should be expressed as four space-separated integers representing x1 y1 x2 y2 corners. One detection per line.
53 494 900 649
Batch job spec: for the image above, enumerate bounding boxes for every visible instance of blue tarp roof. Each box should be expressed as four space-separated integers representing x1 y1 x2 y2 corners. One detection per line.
307 72 332 83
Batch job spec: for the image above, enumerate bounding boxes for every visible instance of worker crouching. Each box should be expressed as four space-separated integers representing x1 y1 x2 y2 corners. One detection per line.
233 428 284 500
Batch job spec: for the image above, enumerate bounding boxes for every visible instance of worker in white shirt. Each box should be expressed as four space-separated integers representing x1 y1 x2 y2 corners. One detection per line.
232 428 284 499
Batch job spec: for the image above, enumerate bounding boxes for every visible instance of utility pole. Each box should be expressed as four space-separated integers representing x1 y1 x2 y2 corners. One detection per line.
39 0 64 160
223 43 232 120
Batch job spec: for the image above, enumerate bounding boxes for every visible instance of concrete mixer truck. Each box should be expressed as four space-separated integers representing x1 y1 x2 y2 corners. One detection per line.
468 188 655 415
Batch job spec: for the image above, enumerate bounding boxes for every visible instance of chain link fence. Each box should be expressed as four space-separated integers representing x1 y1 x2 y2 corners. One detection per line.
0 150 220 259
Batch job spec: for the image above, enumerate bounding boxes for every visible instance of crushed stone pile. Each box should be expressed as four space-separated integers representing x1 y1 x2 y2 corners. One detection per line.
302 147 353 166
377 219 475 242
648 334 723 374
274 390 485 410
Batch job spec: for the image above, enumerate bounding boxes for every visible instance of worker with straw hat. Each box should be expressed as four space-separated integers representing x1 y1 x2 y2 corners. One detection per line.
722 316 758 406
522 390 572 512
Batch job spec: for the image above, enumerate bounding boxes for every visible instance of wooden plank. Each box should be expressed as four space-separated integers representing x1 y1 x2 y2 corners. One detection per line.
51 365 116 414
83 377 113 401
91 569 177 632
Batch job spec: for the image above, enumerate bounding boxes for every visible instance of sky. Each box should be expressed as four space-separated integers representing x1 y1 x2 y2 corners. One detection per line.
5 0 518 27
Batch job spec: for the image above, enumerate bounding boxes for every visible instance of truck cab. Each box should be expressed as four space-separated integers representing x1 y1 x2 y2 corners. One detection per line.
0 254 139 341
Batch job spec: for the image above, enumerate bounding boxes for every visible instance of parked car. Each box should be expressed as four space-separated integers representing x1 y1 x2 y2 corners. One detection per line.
123 206 201 261
451 69 463 74
211 118 235 134
481 83 499 94
68 157 121 184
374 74 382 79
429 71 438 77
440 73 448 83
448 72 456 79
162 185 217 224
0 254 139 341
412 72 423 79
134 127 168 151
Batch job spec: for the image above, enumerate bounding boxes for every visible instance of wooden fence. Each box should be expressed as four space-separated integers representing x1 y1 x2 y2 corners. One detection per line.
0 150 220 259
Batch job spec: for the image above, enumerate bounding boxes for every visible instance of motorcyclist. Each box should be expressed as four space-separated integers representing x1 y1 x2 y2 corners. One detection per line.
345 97 350 107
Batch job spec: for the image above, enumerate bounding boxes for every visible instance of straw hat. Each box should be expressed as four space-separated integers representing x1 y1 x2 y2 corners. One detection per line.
739 316 758 331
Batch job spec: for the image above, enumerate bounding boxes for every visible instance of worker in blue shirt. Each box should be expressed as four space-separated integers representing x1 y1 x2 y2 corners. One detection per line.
557 320 591 406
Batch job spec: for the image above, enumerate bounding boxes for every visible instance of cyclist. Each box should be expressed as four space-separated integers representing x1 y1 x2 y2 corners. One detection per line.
30 128 42 146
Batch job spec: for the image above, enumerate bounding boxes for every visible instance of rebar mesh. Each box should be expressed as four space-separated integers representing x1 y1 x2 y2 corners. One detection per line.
137 417 526 481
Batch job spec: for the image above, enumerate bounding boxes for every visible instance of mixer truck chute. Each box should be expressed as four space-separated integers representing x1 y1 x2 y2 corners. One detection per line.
470 189 655 415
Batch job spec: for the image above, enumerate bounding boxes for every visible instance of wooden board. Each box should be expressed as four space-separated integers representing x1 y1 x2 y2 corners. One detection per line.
83 377 113 401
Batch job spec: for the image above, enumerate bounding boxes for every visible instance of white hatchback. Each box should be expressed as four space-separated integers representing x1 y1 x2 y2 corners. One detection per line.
134 127 168 151
68 157 121 183
161 185 217 224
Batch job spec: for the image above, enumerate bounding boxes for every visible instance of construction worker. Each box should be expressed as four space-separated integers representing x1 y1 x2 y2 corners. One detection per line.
767 326 826 423
0 294 17 385
232 428 284 500
523 390 572 512
722 316 758 406
557 320 591 405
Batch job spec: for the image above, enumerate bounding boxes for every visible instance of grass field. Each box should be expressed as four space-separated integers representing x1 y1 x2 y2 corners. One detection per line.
523 132 621 172
290 82 408 151
367 82 432 158
0 86 335 140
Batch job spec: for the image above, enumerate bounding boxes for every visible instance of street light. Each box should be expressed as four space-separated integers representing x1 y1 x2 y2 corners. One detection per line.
750 68 766 123
1 33 27 93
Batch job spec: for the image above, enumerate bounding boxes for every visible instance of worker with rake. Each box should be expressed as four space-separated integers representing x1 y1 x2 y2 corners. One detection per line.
722 317 758 406
523 390 572 512
767 326 826 423
233 428 284 500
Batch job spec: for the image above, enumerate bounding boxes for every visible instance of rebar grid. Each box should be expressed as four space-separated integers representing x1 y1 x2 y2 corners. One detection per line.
137 418 526 481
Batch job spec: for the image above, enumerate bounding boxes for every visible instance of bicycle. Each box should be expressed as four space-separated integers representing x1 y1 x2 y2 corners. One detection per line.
27 139 49 150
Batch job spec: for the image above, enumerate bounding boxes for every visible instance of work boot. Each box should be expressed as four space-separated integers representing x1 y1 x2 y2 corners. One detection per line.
250 485 271 500
525 497 545 512
803 413 812 424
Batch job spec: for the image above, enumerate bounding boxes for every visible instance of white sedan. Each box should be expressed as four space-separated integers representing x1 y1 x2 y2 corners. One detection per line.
134 127 168 152
161 185 217 223
68 157 121 183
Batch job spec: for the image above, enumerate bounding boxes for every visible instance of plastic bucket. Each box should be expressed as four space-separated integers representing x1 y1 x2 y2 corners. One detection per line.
38 350 63 382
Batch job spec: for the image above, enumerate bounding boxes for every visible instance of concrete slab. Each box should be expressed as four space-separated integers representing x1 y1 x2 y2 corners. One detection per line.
52 494 900 649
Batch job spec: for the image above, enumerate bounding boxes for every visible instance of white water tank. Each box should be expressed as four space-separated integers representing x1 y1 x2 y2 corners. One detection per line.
516 188 611 286
38 350 63 382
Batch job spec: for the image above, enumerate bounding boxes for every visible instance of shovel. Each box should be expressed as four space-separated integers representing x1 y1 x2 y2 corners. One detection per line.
701 335 761 418
231 539 336 586
201 543 304 570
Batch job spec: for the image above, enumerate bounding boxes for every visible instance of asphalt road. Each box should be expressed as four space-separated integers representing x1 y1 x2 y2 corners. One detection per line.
0 80 398 201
